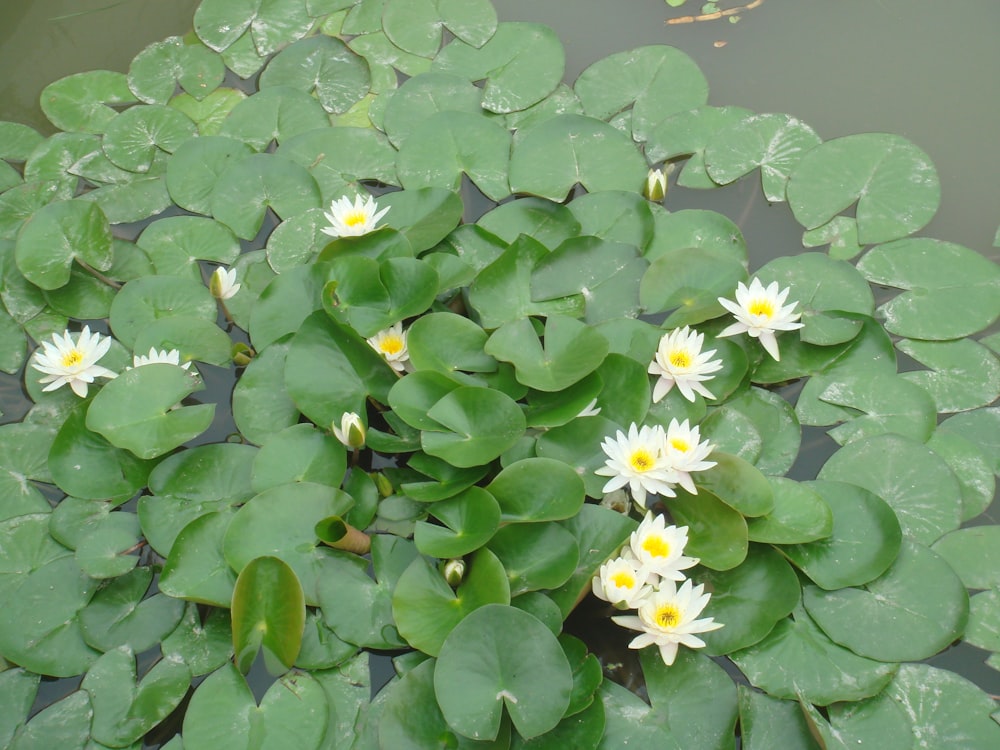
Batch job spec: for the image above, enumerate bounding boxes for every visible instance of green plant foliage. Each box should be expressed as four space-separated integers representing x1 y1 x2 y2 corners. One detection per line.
2 0 999 746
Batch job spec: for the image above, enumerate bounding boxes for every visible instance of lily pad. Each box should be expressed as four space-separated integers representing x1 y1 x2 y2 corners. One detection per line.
421 386 526 468
102 105 197 173
128 36 225 104
231 555 305 674
40 70 137 134
897 337 1000 413
14 199 112 291
259 35 370 114
382 0 497 57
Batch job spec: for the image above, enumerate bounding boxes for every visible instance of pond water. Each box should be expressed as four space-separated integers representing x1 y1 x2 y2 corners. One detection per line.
2 0 999 742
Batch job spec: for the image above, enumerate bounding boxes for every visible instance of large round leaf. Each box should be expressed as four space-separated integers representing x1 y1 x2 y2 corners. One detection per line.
165 135 255 215
40 70 137 134
128 36 225 104
101 105 197 173
250 423 346 493
486 521 579 595
747 477 833 545
434 603 572 740
931 525 1000 590
644 105 752 189
898 337 1000 413
382 0 497 57
509 114 648 201
486 457 585 523
156 510 238 607
219 85 330 151
108 274 217 349
406 312 498 375
278 127 398 203
666 489 748 571
381 72 482 149
259 35 370 114
421 386 526 468
787 133 940 244
86 364 215 460
14 199 112 291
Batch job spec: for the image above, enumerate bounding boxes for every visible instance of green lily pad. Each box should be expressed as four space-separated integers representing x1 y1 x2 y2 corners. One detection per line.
232 338 301 446
433 22 564 114
158 510 238 607
667 489 749 571
40 70 137 134
747 477 833 545
383 0 496 57
938 407 1000 474
259 35 370 114
803 540 968 662
645 105 753 188
194 0 315 55
486 457 585 523
818 372 937 446
598 679 681 749
7 690 92 750
931 525 1000 590
251 423 347 492
574 45 708 143
421 386 526 468
926 430 996 522
413 486 501 558
737 688 822 750
393 548 511 657
161 603 233 677
857 238 1000 339
705 112 822 201
898 338 1000 413
434 603 572 740
782 480 902 590
14 199 112 291
165 135 255 215
86 364 215 460
137 215 241 277
0 668 39 747
0 121 45 162
232 555 305 674
102 104 197 173
128 36 224 104
801 216 866 261
108 273 218 349
818 433 962 545
639 248 746 327
170 87 248 135
381 72 482 148
220 85 331 152
787 133 940 244
406 311 498 375
702 388 800 476
730 604 897 706
509 114 648 201
476 196 581 250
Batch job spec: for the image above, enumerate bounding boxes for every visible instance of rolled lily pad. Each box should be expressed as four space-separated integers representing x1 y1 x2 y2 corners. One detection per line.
434 603 572 740
787 133 940 244
803 540 968 662
509 114 648 201
15 199 112 291
856 238 1000 339
818 433 962 545
730 604 897 706
704 113 822 201
86 364 215 460
231 555 305 674
433 22 564 114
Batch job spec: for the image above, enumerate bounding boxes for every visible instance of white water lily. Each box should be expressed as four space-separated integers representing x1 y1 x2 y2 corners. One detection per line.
209 266 240 300
663 418 717 495
128 347 191 371
367 322 410 372
332 411 366 449
592 551 654 609
596 423 679 509
716 277 804 361
648 326 723 403
576 397 602 418
321 194 390 238
31 326 117 398
644 167 667 201
628 512 698 581
612 578 723 666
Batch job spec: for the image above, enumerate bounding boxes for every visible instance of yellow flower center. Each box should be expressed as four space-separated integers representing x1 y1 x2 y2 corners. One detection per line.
629 449 654 473
669 349 692 369
654 603 681 629
642 535 670 558
610 570 635 589
748 298 774 318
344 211 368 227
669 437 690 453
61 349 84 368
379 335 404 355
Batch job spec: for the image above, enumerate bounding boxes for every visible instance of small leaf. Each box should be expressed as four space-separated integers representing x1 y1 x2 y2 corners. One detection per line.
231 556 306 674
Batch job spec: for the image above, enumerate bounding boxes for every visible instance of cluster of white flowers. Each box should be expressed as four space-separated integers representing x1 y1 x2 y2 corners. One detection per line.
593 512 722 666
596 419 716 509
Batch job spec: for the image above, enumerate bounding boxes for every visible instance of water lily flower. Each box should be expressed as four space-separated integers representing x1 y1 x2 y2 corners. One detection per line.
612 578 724 666
596 423 679 508
716 277 804 361
332 411 366 449
321 194 390 238
576 398 602 418
628 512 698 581
644 167 668 201
367 322 410 372
128 347 191 371
663 418 717 495
209 266 240 300
592 551 654 609
31 325 117 397
648 326 724 403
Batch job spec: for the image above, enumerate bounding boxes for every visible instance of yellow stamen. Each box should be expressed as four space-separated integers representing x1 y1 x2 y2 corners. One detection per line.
61 350 84 367
379 336 404 355
642 535 670 558
629 449 654 472
610 571 635 589
748 298 774 318
670 437 690 453
345 211 367 227
669 350 692 369
654 603 680 629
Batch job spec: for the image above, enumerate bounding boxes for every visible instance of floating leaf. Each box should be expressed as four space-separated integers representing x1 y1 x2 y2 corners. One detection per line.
938 407 1000 474
86 364 215 460
406 311 497 375
666 489 748 571
704 113 822 201
737 688 822 750
509 114 648 201
747 477 833 545
487 457 585 523
260 35 370 114
931 525 1000 590
7 690 92 750
818 433 962 545
231 555 305 674
434 603 572 740
194 0 315 56
137 215 241 277
803 540 968 662
129 36 225 104
251 423 346 492
487 522 579 595
926 430 996 522
40 70 137 134
422 386 526 467
108 274 218 349
702 388 800 476
14 199 112 290
787 133 940 244
433 22 564 114
897 338 1000 413
157 510 238 607
102 105 197 173
413 486 501 558
382 0 497 57
645 105 752 188
818 372 937 446
165 135 255 215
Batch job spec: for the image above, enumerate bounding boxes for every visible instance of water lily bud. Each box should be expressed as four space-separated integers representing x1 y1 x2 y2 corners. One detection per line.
374 472 394 498
209 266 240 300
443 559 466 587
332 412 366 449
644 168 667 202
231 342 255 367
